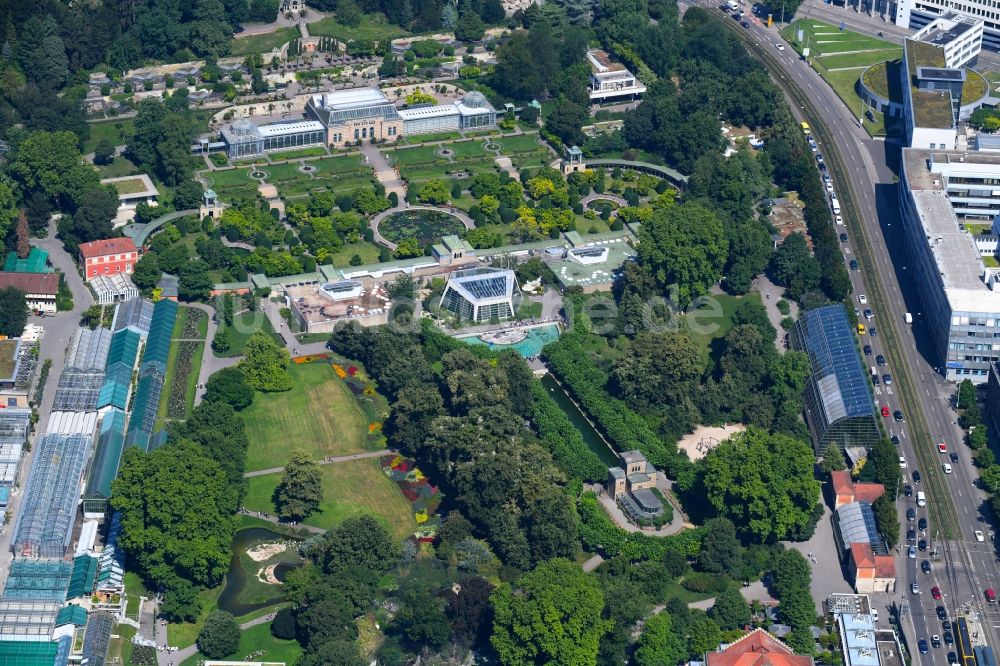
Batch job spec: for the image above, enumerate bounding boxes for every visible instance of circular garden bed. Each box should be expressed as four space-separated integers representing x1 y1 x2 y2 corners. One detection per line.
587 198 621 212
378 209 468 247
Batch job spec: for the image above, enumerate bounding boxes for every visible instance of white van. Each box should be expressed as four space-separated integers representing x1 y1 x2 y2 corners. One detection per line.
917 491 927 507
905 312 913 324
831 198 841 215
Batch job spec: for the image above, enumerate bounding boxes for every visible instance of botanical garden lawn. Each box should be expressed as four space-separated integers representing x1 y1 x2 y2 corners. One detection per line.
268 146 328 161
229 26 298 56
215 311 282 358
329 241 382 268
243 362 372 471
180 621 303 666
242 459 416 540
307 14 407 41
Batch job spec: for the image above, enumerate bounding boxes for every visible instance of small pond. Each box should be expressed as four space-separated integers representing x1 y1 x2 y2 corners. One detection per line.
541 373 619 466
217 527 304 617
460 324 561 358
378 209 466 247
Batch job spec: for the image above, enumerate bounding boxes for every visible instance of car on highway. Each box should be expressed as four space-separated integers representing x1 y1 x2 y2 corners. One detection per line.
826 182 834 193
775 42 785 51
870 326 877 337
892 435 900 446
835 215 843 225
907 508 916 521
986 587 996 602
823 173 831 183
932 586 942 600
850 259 859 270
872 375 879 386
918 638 928 653
918 517 927 530
857 323 866 335
839 232 848 242
919 539 928 551
908 545 917 559
937 606 948 620
904 484 912 496
922 560 931 574
883 374 892 385
741 20 750 27
864 308 873 319
913 470 921 483
938 442 948 453
932 634 942 648
976 530 986 542
894 410 904 421
944 630 953 645
907 528 916 541
943 463 953 474
863 344 872 355
876 354 886 366
859 294 868 304
882 406 891 417
950 452 960 463
949 651 958 664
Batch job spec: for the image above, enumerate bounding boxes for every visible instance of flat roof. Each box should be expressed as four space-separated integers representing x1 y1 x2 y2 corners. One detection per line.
915 12 980 47
258 120 324 137
398 105 461 120
550 237 636 288
902 148 1000 313
587 49 626 73
905 39 955 129
99 174 158 200
312 87 390 110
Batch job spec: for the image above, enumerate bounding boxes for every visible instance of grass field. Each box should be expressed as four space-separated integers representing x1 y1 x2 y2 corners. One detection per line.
243 362 374 471
307 14 407 41
329 241 383 268
180 620 304 666
230 26 298 56
95 156 141 179
215 311 282 358
243 459 416 539
313 154 368 174
269 146 329 161
84 119 134 154
684 292 755 357
389 145 442 166
782 19 898 136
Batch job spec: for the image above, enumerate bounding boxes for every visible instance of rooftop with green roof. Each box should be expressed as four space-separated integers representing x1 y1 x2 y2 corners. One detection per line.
3 248 51 274
905 39 956 129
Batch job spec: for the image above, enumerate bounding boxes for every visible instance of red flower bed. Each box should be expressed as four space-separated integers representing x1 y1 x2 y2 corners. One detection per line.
348 366 358 376
401 488 420 502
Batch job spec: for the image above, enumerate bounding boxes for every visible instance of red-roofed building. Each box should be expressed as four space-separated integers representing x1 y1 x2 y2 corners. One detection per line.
830 470 885 509
78 238 138 281
848 542 896 594
705 628 813 666
0 273 59 313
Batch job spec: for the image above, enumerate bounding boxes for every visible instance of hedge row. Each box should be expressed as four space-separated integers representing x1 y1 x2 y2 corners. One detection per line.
529 382 607 483
577 492 703 561
543 332 677 472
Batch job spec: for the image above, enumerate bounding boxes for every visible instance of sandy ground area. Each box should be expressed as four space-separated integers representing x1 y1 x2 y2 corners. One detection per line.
677 423 747 460
247 542 287 562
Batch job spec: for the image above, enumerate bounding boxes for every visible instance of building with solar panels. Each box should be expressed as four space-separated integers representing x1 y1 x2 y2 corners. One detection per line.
791 305 880 452
439 267 519 323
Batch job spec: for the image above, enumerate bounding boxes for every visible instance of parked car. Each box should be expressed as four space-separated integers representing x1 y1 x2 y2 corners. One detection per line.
859 294 868 304
919 539 928 551
741 20 750 27
840 233 848 242
904 484 912 496
944 630 953 645
883 374 892 385
977 531 986 542
918 517 927 530
907 529 916 541
864 309 873 319
937 606 948 620
907 508 916 521
909 546 917 559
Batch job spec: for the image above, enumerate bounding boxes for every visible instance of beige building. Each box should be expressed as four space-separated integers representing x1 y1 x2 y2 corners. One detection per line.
306 88 404 147
606 450 663 521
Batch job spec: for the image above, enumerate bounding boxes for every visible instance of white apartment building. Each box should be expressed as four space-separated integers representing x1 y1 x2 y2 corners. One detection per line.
896 0 1000 53
912 12 984 67
586 50 647 103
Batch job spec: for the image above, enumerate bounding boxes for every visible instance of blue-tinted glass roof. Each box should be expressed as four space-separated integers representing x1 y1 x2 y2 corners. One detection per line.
797 305 873 420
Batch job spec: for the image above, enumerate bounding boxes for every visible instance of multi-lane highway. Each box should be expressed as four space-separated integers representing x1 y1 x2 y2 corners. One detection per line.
702 4 1000 661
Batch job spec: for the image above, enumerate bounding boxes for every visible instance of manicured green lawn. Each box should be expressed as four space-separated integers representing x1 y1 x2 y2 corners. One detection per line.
510 149 556 171
243 362 373 471
180 621 304 666
84 119 134 154
124 571 147 619
269 146 329 161
449 139 491 158
307 14 407 41
329 241 382 268
313 154 369 174
816 48 901 70
95 156 141 179
498 133 546 153
243 459 416 539
215 311 283 358
684 292 755 358
782 19 899 55
168 584 225 649
229 26 298 56
389 145 443 166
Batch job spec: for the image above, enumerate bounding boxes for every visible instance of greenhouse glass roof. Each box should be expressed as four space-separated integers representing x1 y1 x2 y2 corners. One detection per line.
112 298 153 336
0 640 58 665
141 299 177 374
3 559 72 601
795 305 873 420
54 605 87 627
86 409 126 500
64 329 112 372
81 611 114 666
66 556 97 600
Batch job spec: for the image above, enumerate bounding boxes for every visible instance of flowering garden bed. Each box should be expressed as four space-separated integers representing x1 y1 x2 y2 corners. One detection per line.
165 341 201 419
381 454 443 541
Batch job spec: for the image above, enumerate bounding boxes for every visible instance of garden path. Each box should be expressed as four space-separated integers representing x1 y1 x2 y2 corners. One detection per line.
244 448 392 477
579 192 628 208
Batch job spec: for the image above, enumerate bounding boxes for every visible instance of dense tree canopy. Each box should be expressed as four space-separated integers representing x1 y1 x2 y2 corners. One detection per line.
0 288 28 337
239 330 292 392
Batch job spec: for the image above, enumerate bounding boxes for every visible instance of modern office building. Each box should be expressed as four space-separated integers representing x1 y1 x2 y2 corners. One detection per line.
586 50 647 102
895 0 1000 53
898 148 1000 381
913 13 984 67
790 305 881 451
902 39 977 149
220 88 497 158
439 267 519 323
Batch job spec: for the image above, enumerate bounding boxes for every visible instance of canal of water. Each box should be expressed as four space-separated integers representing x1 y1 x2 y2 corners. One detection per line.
217 527 302 617
540 373 619 466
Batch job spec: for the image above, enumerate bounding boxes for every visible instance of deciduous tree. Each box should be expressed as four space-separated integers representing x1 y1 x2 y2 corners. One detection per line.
0 288 28 336
197 610 240 658
238 330 292 392
275 449 323 520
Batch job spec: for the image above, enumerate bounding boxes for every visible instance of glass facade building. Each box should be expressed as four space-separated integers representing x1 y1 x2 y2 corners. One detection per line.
439 268 518 323
791 305 880 451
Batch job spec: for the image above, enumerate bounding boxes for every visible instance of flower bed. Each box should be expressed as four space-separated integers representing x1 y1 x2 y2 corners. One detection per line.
181 308 207 339
166 341 199 419
293 353 329 364
381 454 442 541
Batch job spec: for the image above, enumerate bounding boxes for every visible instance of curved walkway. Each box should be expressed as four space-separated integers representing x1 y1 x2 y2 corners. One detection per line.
368 205 475 250
585 159 689 186
126 209 199 247
580 192 628 208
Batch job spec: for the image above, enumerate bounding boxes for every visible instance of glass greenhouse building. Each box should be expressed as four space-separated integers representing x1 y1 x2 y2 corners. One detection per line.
791 305 880 451
440 267 519 323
